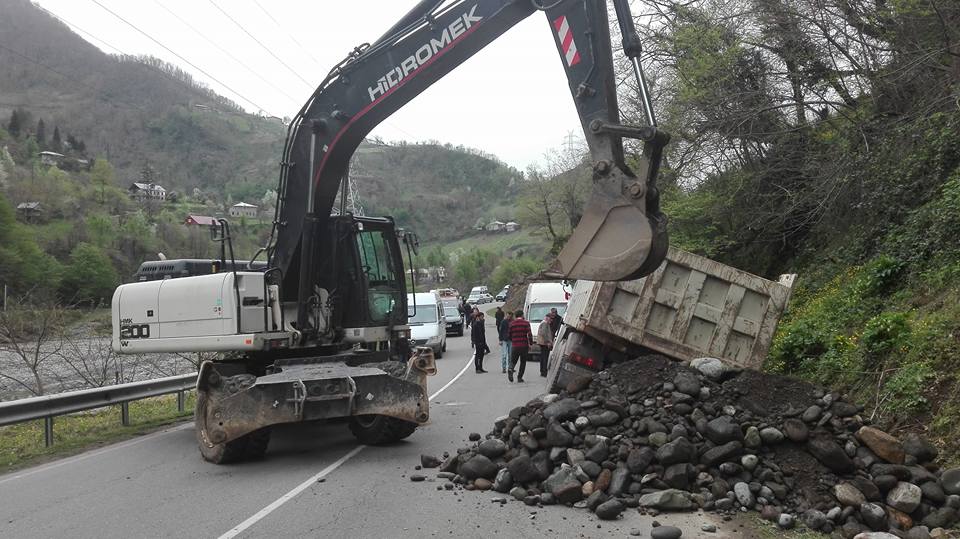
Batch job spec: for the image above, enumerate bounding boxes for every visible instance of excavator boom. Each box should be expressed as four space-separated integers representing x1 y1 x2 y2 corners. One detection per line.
266 0 670 325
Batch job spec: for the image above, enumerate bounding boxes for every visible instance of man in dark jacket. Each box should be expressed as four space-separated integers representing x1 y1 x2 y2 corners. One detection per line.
471 312 490 373
549 307 563 336
507 310 533 383
494 306 505 328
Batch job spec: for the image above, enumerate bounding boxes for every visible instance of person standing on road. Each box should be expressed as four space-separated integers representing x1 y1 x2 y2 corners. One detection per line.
460 298 472 325
549 307 562 336
536 312 555 377
497 311 513 374
494 306 504 328
507 310 532 383
471 312 490 373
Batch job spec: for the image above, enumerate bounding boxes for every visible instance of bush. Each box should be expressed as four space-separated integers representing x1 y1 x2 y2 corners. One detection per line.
60 243 118 306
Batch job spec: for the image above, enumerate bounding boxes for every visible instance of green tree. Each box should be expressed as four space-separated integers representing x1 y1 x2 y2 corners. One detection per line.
35 118 46 148
50 126 62 152
0 192 62 296
60 243 118 305
491 257 541 291
6 108 23 138
86 213 116 249
90 158 115 205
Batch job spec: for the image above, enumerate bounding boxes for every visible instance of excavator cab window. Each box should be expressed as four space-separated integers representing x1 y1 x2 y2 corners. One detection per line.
355 227 404 325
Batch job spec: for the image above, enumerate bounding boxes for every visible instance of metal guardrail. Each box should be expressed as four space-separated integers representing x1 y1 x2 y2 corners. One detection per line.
0 373 197 447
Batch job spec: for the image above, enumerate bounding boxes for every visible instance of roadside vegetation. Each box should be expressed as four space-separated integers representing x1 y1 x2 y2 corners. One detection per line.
0 392 194 472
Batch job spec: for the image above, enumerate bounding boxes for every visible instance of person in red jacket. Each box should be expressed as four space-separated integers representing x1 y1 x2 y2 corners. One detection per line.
507 310 533 383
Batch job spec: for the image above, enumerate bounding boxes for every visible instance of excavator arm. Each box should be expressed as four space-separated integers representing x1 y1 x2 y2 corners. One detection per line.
266 0 669 331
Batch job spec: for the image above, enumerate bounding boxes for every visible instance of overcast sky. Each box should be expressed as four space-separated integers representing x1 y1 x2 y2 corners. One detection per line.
33 0 585 170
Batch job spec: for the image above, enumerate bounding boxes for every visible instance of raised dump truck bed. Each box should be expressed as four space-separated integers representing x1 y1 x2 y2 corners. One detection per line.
547 247 796 391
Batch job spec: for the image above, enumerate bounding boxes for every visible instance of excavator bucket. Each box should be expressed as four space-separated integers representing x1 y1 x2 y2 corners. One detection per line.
543 172 669 281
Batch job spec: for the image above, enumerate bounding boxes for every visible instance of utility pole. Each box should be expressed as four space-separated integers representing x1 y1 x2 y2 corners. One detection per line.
563 131 578 156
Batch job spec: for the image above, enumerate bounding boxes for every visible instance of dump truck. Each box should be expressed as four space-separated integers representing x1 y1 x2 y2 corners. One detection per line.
546 247 797 392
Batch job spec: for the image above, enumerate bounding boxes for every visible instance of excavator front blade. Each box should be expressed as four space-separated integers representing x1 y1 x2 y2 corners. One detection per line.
543 172 668 281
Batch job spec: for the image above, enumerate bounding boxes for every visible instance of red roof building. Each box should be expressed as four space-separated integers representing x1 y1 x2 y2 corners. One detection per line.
185 214 217 226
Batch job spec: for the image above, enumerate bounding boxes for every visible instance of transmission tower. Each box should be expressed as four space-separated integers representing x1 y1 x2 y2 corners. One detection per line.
332 153 365 216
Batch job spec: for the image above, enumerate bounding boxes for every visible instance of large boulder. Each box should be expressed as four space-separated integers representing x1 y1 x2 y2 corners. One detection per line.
627 447 655 474
656 437 695 465
887 482 922 514
543 466 583 504
856 426 905 464
507 455 540 484
701 441 744 467
705 416 744 445
690 357 732 381
903 434 938 463
460 454 498 480
673 371 701 396
808 437 855 473
543 398 581 421
638 489 698 511
545 421 574 447
834 483 867 507
478 438 508 459
595 498 625 520
939 468 960 495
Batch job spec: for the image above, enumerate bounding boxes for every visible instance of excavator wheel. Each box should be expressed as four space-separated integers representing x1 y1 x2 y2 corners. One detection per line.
348 414 418 445
243 427 272 461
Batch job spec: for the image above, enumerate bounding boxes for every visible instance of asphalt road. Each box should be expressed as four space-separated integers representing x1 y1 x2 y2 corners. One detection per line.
0 304 744 538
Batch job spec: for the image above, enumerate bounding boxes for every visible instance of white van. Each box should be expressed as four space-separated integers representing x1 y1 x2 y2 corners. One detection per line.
407 292 447 358
524 281 571 352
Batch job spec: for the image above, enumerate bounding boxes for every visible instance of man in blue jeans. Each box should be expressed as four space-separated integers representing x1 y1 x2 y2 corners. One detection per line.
497 311 513 374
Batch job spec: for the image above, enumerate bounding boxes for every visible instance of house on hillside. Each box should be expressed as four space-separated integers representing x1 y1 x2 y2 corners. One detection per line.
38 151 64 166
129 182 167 202
485 220 506 232
505 221 520 233
229 202 258 218
184 214 217 226
15 202 42 222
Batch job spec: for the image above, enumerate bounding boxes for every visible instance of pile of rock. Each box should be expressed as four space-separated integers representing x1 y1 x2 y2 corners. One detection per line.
421 355 959 538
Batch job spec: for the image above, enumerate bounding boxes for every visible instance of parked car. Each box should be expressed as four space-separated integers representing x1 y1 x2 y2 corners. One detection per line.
495 285 510 301
443 305 464 336
468 292 493 304
407 291 447 358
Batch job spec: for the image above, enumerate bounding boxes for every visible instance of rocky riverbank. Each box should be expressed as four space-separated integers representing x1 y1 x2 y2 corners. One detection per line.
416 355 959 538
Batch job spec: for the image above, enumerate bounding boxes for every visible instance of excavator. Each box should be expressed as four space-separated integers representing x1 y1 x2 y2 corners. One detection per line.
111 0 670 463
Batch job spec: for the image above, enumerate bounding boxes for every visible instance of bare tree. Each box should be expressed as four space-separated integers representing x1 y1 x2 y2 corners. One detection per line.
0 302 66 396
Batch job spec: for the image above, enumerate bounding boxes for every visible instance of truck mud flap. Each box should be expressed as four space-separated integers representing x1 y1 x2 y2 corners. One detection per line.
196 348 436 446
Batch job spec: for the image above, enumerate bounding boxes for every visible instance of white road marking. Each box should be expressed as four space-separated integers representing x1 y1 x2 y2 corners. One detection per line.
218 354 475 539
0 422 193 486
217 445 365 539
429 357 474 401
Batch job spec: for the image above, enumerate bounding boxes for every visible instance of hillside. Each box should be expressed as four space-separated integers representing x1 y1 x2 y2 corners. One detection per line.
0 0 284 195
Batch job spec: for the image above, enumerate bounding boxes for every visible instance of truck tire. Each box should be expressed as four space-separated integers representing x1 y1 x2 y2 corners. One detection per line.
348 415 418 445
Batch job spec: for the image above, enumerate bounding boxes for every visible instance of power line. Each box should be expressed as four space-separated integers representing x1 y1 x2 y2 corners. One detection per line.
88 0 271 114
251 0 324 69
0 40 141 113
35 5 125 56
39 4 251 114
153 0 302 107
207 0 313 90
